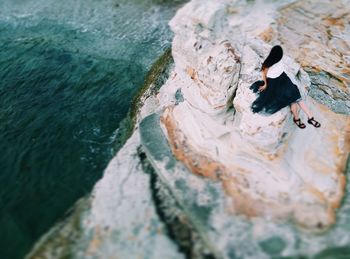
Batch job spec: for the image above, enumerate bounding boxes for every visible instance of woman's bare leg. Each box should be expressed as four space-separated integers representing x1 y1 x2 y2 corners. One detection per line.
290 102 299 119
297 100 312 118
297 100 321 127
290 102 306 128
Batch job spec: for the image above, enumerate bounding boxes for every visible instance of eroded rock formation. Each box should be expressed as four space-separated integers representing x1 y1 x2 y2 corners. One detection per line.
159 0 350 230
275 0 350 114
26 0 350 258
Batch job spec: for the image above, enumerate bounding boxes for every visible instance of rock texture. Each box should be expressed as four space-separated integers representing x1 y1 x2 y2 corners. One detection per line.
26 131 184 259
274 0 350 114
160 0 350 230
27 0 350 258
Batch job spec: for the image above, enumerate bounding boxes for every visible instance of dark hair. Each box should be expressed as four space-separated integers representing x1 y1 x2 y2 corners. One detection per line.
261 45 283 71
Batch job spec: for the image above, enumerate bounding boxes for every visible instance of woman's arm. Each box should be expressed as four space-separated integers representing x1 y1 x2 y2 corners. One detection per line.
259 67 268 92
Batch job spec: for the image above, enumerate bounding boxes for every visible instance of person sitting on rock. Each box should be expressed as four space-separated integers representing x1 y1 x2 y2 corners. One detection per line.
249 45 321 128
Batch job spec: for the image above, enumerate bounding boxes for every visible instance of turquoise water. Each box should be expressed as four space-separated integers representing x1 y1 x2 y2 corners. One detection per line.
0 1 184 258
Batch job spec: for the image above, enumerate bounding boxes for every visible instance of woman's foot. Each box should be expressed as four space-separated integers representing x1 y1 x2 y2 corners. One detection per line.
307 117 321 128
293 117 306 129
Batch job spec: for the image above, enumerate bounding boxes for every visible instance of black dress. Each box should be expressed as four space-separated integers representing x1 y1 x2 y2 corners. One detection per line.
250 71 302 114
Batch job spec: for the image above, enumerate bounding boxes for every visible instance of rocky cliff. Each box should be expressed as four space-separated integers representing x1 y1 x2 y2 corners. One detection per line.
27 0 350 258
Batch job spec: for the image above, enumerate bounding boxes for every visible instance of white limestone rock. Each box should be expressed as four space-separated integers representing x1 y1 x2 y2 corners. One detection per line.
160 0 350 230
26 1 350 259
170 1 241 112
26 129 183 259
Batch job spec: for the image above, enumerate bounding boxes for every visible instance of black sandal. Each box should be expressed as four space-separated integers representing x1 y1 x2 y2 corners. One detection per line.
307 117 321 128
293 117 306 129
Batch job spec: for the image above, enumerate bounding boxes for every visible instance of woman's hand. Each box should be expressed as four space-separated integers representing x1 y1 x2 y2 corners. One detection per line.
260 67 268 92
259 83 267 92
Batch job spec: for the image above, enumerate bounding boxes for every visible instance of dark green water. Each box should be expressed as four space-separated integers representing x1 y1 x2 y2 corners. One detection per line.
0 1 184 258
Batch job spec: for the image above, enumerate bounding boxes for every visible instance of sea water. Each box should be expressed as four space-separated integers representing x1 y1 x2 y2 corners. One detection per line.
0 1 184 258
